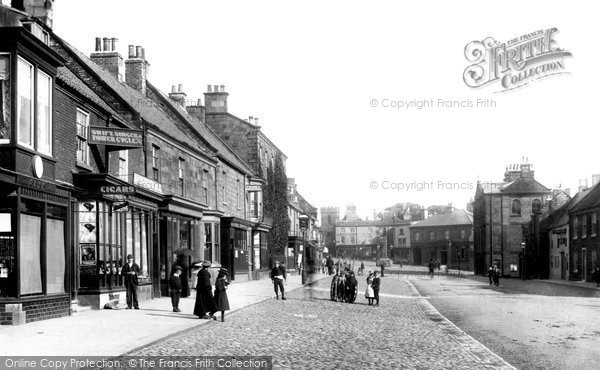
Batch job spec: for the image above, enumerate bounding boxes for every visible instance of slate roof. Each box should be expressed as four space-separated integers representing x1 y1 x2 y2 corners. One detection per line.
542 187 593 229
54 38 214 158
56 67 128 125
146 83 255 176
500 177 550 194
336 220 411 227
569 182 600 214
411 209 473 228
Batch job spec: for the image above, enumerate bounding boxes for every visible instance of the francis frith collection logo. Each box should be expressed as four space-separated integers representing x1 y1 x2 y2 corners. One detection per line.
463 28 572 92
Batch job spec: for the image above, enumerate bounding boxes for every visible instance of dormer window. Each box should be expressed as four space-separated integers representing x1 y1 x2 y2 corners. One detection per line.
23 22 49 46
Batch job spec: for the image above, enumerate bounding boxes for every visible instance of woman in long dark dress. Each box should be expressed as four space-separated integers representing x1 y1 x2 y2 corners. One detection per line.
193 261 218 319
213 268 230 322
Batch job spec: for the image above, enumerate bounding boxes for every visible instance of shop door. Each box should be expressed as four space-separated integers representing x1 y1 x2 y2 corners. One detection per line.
441 250 448 265
560 252 566 280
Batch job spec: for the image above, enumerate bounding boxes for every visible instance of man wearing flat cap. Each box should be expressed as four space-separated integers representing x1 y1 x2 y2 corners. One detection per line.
121 254 141 309
270 260 287 300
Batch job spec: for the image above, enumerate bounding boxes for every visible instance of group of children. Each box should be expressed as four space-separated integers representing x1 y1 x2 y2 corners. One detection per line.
169 264 230 321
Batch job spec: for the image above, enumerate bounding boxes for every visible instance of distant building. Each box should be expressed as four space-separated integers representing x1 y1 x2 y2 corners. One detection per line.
410 209 473 270
473 161 552 277
320 207 340 256
334 219 410 261
567 177 600 282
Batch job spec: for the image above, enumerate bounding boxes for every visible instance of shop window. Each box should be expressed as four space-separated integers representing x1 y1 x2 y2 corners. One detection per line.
19 214 42 294
0 54 10 144
214 224 220 263
17 57 52 155
76 109 89 164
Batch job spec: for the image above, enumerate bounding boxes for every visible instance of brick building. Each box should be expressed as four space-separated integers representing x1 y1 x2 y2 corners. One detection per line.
287 178 320 271
473 162 552 277
568 180 600 281
410 209 473 270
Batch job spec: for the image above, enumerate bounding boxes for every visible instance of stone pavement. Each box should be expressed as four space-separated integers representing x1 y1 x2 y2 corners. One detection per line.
0 273 327 356
129 276 516 369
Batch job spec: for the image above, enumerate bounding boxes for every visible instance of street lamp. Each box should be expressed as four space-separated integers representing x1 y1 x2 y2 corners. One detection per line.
299 214 309 285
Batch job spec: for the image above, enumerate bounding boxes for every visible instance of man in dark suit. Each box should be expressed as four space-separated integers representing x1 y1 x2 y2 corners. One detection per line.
121 254 141 309
270 260 287 300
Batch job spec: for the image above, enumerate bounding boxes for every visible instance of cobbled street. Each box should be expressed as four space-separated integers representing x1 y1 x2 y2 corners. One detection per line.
128 276 513 369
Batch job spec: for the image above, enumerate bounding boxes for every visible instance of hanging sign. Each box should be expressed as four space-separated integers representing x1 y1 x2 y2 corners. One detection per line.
89 127 143 148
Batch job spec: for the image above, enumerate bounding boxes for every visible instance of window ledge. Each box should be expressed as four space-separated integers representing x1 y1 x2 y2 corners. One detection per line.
76 161 93 172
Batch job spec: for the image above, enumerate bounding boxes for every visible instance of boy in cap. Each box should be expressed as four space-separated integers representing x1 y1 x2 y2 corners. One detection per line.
270 260 287 300
170 265 183 312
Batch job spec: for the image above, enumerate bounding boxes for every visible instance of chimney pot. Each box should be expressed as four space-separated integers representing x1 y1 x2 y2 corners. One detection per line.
220 85 225 92
141 47 145 60
213 84 218 92
178 84 183 93
135 46 142 59
197 98 202 106
207 85 212 93
171 85 176 93
103 37 110 52
111 38 117 52
254 117 259 125
95 37 102 52
128 45 135 58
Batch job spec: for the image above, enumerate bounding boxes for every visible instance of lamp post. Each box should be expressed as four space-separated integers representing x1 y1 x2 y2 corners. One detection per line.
299 214 309 285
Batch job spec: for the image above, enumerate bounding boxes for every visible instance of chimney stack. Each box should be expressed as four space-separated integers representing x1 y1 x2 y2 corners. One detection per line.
125 44 149 95
13 0 55 28
187 98 206 123
204 83 229 113
579 178 588 193
168 84 187 108
592 174 600 187
90 36 124 81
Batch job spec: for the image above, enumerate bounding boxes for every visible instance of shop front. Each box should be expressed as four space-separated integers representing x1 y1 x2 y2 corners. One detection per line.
220 217 253 280
158 195 205 296
0 168 72 325
73 173 161 309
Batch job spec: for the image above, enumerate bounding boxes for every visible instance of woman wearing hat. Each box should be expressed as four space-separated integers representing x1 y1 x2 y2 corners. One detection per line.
193 261 218 319
213 268 230 322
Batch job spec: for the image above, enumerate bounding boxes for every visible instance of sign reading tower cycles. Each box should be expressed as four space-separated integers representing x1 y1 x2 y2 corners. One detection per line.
88 127 143 148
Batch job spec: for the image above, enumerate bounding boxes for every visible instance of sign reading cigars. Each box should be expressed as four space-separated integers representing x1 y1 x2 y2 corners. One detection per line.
88 127 143 148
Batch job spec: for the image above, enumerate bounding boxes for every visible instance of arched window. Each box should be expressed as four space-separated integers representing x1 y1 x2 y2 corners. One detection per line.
532 199 542 214
512 199 522 215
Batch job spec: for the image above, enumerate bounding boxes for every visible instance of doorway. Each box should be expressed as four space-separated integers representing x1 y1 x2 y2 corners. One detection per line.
560 252 566 280
582 249 587 281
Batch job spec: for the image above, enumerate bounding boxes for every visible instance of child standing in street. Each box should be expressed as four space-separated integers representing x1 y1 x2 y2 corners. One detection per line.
214 268 230 322
169 265 183 312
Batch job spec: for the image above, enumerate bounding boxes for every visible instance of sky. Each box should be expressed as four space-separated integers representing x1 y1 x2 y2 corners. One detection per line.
21 0 600 219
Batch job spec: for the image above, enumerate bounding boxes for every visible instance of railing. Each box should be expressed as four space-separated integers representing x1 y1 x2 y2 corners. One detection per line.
247 210 263 222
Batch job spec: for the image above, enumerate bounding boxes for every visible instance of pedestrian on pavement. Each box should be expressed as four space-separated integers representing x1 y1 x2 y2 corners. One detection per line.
380 262 385 277
365 271 374 305
172 254 190 298
270 260 287 300
493 266 500 286
488 266 494 285
193 261 218 320
428 259 435 279
326 256 334 275
122 254 140 309
214 268 230 322
372 271 381 306
360 260 365 276
169 265 183 312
